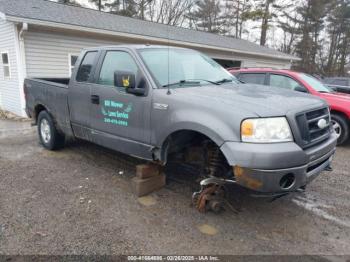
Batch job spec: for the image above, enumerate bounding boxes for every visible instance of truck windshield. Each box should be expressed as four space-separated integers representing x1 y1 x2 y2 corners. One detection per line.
299 73 333 93
139 48 239 88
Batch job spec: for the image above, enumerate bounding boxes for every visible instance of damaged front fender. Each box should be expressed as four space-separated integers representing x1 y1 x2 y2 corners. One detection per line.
234 166 263 191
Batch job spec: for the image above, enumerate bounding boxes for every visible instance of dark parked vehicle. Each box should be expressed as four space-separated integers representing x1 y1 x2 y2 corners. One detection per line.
230 68 350 145
323 77 350 94
24 45 337 198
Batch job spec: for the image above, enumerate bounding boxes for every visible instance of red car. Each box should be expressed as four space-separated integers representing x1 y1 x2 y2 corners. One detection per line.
229 68 350 145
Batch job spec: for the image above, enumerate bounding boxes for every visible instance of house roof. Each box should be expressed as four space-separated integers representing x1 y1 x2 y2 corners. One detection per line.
0 0 299 61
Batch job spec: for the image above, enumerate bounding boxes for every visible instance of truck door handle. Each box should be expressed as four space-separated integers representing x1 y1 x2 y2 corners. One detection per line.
91 95 100 104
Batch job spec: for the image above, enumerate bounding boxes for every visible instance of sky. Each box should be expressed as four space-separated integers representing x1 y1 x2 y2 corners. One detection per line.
75 0 94 7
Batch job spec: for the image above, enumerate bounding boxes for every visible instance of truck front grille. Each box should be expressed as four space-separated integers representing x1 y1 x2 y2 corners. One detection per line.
295 107 331 148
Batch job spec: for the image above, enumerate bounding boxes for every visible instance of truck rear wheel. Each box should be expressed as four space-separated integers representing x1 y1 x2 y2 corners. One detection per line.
37 111 65 150
331 114 349 145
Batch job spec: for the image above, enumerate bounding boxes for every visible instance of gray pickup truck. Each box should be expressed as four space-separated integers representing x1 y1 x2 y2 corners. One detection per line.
25 45 337 197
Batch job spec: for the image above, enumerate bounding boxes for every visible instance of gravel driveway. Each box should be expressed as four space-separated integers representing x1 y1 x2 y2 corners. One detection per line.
0 119 349 256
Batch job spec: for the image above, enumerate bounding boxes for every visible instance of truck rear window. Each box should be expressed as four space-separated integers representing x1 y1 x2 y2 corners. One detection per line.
76 51 97 82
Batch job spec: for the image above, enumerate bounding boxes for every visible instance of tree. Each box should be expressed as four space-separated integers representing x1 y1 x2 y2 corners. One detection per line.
223 0 253 38
135 0 153 20
88 0 105 11
188 0 226 34
293 0 331 74
324 0 350 76
276 2 304 54
57 0 81 6
106 0 138 17
248 0 288 46
148 0 195 26
277 10 300 54
258 0 274 46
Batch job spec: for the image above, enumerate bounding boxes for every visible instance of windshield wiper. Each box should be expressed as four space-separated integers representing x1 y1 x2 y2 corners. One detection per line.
162 80 201 88
162 79 219 88
215 78 234 85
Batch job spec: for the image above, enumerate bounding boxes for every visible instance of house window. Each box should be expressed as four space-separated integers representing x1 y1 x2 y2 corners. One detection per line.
69 54 79 76
1 52 10 79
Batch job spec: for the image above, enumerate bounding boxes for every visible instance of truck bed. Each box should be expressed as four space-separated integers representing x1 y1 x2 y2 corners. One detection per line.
24 78 72 135
35 78 70 86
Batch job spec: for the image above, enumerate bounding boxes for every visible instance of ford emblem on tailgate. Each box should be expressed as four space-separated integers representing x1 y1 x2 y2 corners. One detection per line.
317 118 327 129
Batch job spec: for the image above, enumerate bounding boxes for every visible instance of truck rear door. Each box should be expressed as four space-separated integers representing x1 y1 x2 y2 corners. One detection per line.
68 50 99 140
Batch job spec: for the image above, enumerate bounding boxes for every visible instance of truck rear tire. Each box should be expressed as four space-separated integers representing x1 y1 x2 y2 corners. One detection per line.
37 110 65 150
331 114 349 145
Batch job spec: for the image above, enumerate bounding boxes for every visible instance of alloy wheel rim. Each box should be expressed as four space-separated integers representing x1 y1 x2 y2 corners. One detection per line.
331 120 342 139
40 119 51 144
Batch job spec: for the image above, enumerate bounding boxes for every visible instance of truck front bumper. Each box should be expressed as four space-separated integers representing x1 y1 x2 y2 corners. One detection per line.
221 132 337 193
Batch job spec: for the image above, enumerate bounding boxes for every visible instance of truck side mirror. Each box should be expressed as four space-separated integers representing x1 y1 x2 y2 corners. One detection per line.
114 71 146 96
114 71 136 89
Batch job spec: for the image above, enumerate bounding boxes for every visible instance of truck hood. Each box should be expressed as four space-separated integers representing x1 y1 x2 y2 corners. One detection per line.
170 83 325 117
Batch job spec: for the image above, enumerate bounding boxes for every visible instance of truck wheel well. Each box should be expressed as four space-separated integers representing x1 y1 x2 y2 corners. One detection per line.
161 130 230 177
161 130 209 160
34 104 47 123
331 110 349 123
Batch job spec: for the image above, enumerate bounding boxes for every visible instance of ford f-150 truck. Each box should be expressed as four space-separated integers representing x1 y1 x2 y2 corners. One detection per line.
25 45 337 197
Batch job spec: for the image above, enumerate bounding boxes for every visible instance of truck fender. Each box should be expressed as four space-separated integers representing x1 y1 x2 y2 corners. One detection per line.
33 100 51 123
156 108 240 146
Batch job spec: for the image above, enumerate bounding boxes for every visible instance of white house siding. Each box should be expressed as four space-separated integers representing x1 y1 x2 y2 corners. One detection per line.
24 30 129 78
0 19 21 115
241 58 291 69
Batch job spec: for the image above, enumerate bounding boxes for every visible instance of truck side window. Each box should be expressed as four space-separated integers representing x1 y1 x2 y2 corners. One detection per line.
76 51 97 82
98 51 138 89
270 74 301 91
239 73 266 85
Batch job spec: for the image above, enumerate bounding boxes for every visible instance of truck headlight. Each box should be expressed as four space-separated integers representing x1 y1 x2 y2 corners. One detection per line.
241 117 293 143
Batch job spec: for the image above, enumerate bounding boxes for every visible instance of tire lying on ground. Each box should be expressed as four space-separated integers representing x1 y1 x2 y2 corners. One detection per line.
37 110 65 150
331 113 349 145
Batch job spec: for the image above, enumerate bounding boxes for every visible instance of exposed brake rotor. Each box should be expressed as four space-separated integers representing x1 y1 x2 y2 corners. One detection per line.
193 183 226 213
192 176 237 213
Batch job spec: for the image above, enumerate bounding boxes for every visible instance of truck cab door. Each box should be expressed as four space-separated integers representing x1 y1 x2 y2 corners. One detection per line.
89 49 153 160
68 51 99 141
